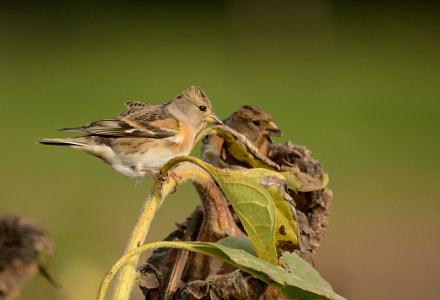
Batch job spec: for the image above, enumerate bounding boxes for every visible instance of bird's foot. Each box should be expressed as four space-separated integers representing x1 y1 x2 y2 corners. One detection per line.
152 175 162 183
132 165 163 183
158 170 181 193
168 170 182 184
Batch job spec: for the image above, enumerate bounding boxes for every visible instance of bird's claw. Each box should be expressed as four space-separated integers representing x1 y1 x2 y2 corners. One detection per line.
169 171 181 184
152 175 162 183
154 171 181 185
155 171 181 194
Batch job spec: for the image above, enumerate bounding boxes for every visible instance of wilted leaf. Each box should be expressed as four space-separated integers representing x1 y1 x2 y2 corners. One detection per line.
198 126 329 194
281 168 329 192
197 126 280 170
257 174 299 254
270 187 298 251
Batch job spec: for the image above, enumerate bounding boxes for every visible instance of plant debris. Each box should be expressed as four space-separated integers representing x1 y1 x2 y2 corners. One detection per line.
0 215 57 300
139 127 332 299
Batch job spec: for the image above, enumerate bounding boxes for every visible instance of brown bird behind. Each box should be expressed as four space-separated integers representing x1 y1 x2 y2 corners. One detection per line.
200 105 281 168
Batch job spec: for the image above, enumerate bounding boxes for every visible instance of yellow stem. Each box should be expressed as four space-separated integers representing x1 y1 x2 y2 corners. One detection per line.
110 158 214 300
97 241 211 300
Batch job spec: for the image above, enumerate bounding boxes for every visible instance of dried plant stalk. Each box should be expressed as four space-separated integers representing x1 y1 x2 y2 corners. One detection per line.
139 136 332 299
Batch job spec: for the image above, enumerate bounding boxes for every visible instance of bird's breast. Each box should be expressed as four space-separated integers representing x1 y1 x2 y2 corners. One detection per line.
167 121 196 154
109 135 193 169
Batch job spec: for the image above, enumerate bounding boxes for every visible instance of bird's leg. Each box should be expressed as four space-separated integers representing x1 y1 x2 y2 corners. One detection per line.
159 170 181 194
168 171 182 194
132 165 163 182
168 170 181 184
152 175 162 183
132 165 181 187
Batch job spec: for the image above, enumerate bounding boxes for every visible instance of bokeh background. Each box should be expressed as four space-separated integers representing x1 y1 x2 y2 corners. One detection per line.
1 1 439 299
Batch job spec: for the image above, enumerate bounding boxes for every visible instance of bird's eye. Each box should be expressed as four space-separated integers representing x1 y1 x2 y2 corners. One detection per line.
252 120 260 126
198 106 206 111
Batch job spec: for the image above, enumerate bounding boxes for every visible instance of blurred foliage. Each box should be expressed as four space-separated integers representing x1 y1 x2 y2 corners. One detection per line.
0 1 439 300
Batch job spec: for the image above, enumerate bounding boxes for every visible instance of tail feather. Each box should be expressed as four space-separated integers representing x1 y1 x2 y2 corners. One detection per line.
57 127 87 133
38 138 85 146
38 136 108 161
39 141 74 146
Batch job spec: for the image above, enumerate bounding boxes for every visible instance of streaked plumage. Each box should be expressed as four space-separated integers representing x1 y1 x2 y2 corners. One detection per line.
40 86 223 182
200 105 281 167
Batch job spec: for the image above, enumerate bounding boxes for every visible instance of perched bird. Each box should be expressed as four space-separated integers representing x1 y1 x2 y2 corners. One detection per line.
200 105 281 168
40 86 223 183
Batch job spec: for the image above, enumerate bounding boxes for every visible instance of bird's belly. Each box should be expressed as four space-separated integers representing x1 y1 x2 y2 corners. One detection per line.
100 137 193 179
110 148 188 178
120 149 177 167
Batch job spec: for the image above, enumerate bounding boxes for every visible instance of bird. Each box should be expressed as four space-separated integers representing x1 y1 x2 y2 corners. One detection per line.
200 105 281 168
40 86 223 183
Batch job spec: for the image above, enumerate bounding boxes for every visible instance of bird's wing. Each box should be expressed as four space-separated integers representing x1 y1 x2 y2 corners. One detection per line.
60 106 180 139
118 101 153 118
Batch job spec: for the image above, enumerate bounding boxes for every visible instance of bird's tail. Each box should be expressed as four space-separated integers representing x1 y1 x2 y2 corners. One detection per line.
38 137 86 146
38 136 107 161
57 126 88 133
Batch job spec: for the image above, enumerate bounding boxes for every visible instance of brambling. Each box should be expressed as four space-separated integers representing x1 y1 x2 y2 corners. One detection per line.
200 105 281 167
40 86 223 183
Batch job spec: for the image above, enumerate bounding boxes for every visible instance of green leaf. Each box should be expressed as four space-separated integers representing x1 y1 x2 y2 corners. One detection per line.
160 157 280 265
210 167 279 265
205 165 301 264
217 236 257 256
159 156 303 266
281 252 333 292
192 240 346 300
98 238 346 300
161 156 299 265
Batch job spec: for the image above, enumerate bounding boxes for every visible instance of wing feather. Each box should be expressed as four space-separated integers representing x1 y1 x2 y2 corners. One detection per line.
59 102 179 139
118 101 153 118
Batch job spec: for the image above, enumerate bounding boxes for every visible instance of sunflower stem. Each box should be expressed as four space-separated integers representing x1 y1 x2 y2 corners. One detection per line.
109 157 215 300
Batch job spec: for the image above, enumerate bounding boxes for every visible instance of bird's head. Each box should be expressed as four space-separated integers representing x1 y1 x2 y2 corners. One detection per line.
167 86 223 130
227 105 282 142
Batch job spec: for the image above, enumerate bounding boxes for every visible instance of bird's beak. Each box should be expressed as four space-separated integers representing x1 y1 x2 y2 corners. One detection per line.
206 114 224 125
266 121 282 136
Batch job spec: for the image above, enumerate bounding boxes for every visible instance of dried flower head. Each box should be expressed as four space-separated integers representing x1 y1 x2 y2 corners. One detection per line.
0 215 55 300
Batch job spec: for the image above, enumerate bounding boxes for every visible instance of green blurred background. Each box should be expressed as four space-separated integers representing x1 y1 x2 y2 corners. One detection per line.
1 1 439 299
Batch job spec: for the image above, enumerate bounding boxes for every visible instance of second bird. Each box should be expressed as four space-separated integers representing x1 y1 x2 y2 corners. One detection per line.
200 105 282 168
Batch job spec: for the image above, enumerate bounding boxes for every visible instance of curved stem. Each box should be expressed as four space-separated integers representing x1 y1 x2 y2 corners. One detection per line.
111 159 216 300
97 241 208 300
159 156 220 182
111 182 162 299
